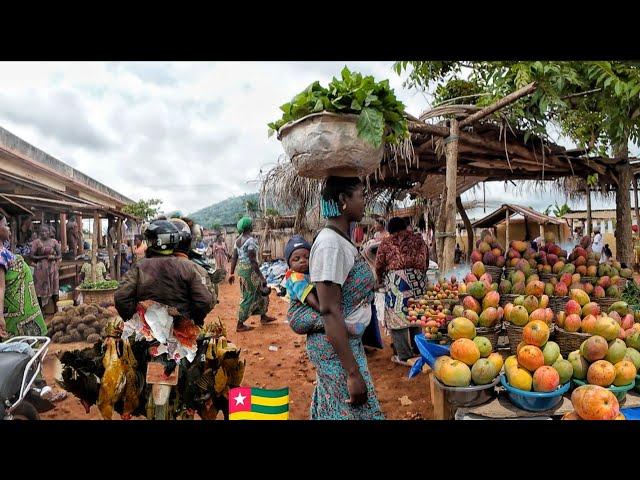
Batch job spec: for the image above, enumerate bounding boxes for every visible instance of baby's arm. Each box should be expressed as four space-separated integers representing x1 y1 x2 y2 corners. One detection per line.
304 290 321 312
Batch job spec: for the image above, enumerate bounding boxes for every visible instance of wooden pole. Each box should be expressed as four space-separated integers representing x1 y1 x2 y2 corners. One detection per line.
92 212 99 284
586 188 592 237
442 119 459 275
107 216 116 280
539 223 545 240
60 213 68 254
634 175 640 228
456 195 473 263
116 219 123 280
505 208 510 250
459 82 536 127
10 217 17 251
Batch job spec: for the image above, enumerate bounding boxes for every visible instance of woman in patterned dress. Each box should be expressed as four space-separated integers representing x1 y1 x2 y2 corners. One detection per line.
228 217 276 332
306 176 384 420
375 217 428 366
0 214 47 339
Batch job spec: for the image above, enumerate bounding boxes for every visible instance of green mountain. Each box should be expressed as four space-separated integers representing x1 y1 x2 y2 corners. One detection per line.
189 193 259 228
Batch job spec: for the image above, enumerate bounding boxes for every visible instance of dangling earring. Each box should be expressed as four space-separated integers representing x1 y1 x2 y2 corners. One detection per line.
342 203 347 211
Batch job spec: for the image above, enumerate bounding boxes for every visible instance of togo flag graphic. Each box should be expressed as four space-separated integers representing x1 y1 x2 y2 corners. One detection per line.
229 387 289 420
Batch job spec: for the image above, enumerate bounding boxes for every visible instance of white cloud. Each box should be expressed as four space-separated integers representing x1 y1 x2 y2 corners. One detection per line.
0 61 631 218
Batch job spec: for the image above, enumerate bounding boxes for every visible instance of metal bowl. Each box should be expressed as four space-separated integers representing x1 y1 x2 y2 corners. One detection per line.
433 375 500 408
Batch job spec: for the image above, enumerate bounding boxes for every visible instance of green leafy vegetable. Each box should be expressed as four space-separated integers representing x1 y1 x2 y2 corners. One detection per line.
80 280 120 290
268 66 408 149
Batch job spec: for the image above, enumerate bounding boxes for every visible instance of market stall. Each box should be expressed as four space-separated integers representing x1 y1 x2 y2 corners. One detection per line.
0 126 136 312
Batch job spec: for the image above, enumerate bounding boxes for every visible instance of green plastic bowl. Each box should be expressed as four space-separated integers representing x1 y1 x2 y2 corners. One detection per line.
572 379 635 403
636 374 640 394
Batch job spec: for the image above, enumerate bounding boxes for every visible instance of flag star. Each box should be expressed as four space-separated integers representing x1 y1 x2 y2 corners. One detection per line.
234 392 247 406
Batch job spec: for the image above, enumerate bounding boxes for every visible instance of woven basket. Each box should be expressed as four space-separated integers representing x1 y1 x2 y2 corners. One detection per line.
554 326 591 357
77 288 116 306
594 297 619 312
499 294 518 307
476 323 504 351
503 267 515 280
549 296 569 314
581 276 597 285
504 322 525 355
539 272 556 282
484 265 503 284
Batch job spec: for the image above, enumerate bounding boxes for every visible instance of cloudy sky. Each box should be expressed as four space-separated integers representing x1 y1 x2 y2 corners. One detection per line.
0 61 627 218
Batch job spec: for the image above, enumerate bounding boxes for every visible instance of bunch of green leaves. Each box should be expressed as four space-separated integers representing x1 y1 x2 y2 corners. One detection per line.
268 67 408 149
622 280 640 309
80 279 120 290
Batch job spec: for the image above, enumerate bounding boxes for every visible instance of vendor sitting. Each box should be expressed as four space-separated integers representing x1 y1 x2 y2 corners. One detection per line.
282 235 324 335
80 260 109 283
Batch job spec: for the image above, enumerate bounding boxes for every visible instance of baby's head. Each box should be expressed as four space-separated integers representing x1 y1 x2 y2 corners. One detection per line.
285 235 312 274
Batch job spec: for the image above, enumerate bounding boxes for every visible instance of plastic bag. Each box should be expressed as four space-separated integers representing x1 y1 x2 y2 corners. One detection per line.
408 334 451 379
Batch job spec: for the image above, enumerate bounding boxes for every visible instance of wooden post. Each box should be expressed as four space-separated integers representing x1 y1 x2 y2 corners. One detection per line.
634 175 639 228
77 214 84 255
116 218 123 280
92 212 99 284
586 188 592 237
456 195 473 263
60 213 68 253
425 365 454 420
441 119 459 275
505 208 510 250
107 216 116 280
539 223 545 241
10 217 18 251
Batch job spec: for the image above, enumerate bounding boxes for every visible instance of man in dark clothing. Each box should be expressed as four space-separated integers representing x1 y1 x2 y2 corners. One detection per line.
114 220 213 326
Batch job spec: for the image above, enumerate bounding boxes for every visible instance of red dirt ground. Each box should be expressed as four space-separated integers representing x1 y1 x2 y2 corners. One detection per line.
41 283 433 420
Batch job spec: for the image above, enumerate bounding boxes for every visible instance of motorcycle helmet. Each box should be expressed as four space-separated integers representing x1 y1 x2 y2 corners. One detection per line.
144 219 179 254
169 218 192 253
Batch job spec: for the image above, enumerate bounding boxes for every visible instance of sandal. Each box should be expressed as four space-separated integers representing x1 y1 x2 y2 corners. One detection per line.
236 324 255 332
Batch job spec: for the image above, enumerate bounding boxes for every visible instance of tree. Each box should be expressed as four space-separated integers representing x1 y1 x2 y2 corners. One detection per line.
245 199 260 218
122 198 163 222
211 222 221 232
265 208 279 217
394 61 640 264
553 203 570 218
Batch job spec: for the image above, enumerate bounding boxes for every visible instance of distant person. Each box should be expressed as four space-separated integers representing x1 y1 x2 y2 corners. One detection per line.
373 218 389 242
601 243 613 264
212 234 230 274
133 234 147 263
592 227 603 255
454 243 463 264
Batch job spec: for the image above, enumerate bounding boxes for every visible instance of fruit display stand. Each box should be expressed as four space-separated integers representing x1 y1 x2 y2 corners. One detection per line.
456 389 640 420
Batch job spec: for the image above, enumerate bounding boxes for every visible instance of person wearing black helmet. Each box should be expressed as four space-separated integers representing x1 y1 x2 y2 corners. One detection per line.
169 217 218 307
114 219 213 326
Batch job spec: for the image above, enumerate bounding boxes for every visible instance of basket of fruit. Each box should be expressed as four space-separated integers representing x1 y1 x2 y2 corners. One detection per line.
484 265 503 284
500 374 571 412
404 298 452 330
430 336 504 408
476 323 503 351
572 378 635 403
549 296 569 314
594 296 618 311
553 326 591 358
504 322 525 355
422 278 460 303
499 294 518 307
539 272 556 282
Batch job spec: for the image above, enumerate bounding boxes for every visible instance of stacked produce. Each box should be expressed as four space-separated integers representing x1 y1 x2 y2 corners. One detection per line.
460 263 499 293
503 320 573 392
557 299 638 338
503 295 554 326
434 321 504 387
419 278 460 302
48 304 120 343
79 280 120 290
469 232 506 268
562 385 624 420
566 333 639 391
456 276 503 328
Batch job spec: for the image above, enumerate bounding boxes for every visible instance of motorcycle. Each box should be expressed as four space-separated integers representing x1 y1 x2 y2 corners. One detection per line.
1 336 55 420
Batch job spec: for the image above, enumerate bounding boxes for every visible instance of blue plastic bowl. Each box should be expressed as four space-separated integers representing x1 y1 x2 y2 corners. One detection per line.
572 378 635 403
500 374 571 412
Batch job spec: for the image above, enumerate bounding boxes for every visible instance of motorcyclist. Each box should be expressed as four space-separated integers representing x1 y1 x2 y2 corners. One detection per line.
114 219 213 326
169 217 217 308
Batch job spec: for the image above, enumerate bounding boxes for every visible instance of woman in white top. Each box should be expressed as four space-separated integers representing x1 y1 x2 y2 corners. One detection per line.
307 176 384 420
592 227 603 256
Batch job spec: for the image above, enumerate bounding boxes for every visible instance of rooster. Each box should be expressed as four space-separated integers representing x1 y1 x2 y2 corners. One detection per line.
54 342 104 414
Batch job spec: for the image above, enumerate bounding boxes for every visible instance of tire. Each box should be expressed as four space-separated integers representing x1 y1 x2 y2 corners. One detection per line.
11 401 40 420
